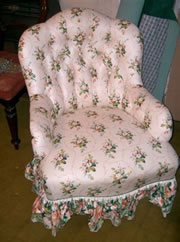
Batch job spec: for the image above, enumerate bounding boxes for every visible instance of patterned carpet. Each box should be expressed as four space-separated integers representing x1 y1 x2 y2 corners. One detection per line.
0 96 179 242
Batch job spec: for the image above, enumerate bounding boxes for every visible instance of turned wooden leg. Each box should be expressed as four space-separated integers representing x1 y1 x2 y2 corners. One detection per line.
4 100 20 149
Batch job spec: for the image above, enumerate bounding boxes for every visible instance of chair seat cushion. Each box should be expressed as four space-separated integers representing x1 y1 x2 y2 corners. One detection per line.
0 51 25 100
39 106 178 201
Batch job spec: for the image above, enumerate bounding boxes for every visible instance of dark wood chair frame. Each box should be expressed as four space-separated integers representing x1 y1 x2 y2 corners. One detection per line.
0 87 26 149
0 1 48 149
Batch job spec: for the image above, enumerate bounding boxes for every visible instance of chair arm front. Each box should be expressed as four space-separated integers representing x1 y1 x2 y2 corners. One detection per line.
30 94 59 156
125 84 173 142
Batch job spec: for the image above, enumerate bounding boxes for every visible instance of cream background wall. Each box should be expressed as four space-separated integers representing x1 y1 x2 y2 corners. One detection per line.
174 0 180 18
59 0 121 18
165 14 180 121
164 6 180 121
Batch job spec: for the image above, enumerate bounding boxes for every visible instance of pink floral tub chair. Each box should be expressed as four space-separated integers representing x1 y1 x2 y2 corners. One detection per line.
18 8 179 236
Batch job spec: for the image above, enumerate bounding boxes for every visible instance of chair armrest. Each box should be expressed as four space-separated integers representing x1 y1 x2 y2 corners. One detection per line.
125 85 173 142
30 94 62 156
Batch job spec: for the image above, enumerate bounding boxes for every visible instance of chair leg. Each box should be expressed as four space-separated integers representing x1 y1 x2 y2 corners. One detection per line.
4 100 20 149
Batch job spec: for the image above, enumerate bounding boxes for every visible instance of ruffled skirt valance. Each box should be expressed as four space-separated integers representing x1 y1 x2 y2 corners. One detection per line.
30 177 177 236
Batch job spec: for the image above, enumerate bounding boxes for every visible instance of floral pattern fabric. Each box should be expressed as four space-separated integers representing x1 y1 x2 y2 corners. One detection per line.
25 106 179 201
31 178 177 236
18 8 179 235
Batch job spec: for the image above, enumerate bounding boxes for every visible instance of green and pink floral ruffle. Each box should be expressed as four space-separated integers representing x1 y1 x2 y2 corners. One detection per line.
30 177 177 236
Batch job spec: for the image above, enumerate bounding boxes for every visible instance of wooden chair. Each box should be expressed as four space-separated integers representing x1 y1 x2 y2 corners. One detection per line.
0 1 48 149
0 51 25 149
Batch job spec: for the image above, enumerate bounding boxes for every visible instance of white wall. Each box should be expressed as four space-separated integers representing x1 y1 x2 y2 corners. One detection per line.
59 0 121 18
165 12 180 121
174 0 180 19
